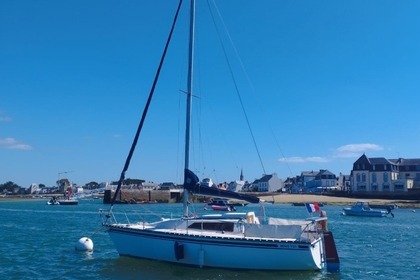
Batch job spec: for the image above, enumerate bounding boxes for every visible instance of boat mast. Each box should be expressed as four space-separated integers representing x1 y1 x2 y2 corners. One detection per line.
183 0 195 217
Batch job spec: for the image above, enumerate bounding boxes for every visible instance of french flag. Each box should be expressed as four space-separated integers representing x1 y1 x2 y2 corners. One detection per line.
306 203 320 213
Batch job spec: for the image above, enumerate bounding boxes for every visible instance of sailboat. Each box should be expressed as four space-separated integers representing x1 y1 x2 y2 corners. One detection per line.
103 0 339 272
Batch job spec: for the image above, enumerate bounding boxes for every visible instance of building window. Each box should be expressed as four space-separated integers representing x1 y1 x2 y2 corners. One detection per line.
383 184 390 191
395 184 404 192
383 172 388 182
357 173 361 182
372 184 378 191
372 173 377 182
362 173 366 182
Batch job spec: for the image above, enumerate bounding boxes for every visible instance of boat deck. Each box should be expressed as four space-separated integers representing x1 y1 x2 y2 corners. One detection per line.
111 219 321 244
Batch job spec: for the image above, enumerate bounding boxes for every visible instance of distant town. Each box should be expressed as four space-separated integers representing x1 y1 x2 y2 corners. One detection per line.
1 154 420 199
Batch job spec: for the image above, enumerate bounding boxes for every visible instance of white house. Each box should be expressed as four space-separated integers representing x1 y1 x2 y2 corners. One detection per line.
351 154 415 192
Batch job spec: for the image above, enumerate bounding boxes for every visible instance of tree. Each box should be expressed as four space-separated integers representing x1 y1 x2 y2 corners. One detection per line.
0 181 22 193
57 178 70 188
84 181 99 189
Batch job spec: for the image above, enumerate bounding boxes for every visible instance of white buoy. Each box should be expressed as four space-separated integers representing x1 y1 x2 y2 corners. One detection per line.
75 237 94 252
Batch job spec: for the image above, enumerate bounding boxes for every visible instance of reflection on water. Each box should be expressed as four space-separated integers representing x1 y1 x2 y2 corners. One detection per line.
0 199 418 279
100 257 334 280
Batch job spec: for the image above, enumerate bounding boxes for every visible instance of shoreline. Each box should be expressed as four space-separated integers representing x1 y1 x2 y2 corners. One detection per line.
1 193 419 208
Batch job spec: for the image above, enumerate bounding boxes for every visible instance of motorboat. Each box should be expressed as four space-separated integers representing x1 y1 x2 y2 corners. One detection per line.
206 198 248 211
47 195 78 205
342 201 393 217
208 199 236 211
57 198 78 205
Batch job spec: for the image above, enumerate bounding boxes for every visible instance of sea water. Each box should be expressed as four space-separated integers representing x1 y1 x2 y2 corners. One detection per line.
0 199 418 280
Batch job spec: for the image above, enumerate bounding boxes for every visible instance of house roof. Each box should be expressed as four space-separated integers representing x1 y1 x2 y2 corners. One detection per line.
301 171 317 176
160 182 176 187
368 157 395 165
318 169 335 175
259 174 273 182
251 174 274 184
354 154 396 167
390 158 420 166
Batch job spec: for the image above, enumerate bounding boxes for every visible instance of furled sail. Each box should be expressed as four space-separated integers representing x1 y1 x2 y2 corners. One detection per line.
184 169 260 203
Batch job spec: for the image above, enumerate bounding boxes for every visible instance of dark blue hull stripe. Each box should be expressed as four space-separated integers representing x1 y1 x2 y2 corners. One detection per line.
108 227 313 251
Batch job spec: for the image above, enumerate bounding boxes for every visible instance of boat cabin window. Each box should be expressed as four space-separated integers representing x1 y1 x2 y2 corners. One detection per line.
188 222 234 232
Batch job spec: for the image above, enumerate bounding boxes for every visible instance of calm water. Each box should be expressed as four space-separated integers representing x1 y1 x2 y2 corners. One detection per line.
0 199 418 280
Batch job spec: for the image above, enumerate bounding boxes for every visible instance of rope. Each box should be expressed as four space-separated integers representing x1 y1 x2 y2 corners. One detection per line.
207 0 266 175
107 0 184 218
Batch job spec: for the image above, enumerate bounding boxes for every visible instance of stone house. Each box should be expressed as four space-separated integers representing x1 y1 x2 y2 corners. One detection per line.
351 154 416 192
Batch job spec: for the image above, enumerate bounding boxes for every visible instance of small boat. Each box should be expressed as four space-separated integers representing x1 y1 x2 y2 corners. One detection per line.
210 204 234 211
57 190 79 205
208 198 247 207
57 198 78 205
208 199 236 211
342 201 393 217
207 198 249 211
47 194 78 206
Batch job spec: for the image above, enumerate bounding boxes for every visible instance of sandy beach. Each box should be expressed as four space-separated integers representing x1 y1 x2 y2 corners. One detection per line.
264 193 420 208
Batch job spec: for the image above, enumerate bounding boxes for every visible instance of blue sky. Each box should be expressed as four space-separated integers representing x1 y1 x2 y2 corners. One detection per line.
1 0 420 187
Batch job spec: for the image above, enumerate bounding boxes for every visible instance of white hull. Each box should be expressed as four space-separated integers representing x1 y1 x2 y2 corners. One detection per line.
57 199 78 205
342 201 389 217
107 213 324 271
342 208 387 217
104 0 339 272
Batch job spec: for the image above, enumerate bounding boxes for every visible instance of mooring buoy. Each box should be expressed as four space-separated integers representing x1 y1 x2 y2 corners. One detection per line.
75 237 94 252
